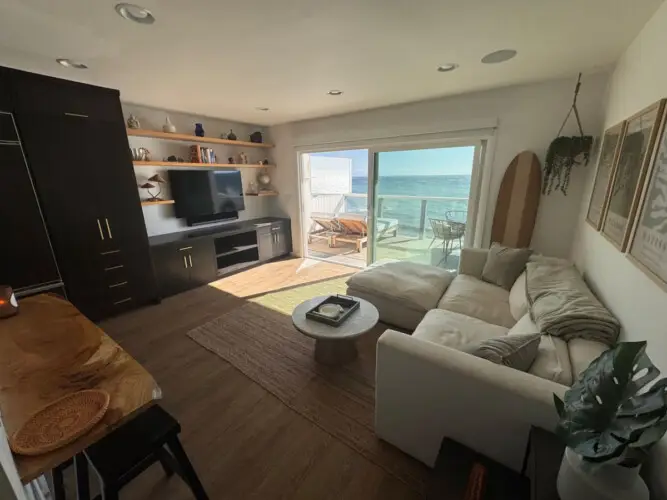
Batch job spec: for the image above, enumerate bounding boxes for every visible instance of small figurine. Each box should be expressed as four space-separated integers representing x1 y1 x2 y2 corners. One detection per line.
238 152 248 164
228 156 235 164
249 131 263 143
227 129 237 141
220 132 228 140
259 158 270 165
194 123 205 137
138 147 151 161
163 116 176 133
127 114 140 129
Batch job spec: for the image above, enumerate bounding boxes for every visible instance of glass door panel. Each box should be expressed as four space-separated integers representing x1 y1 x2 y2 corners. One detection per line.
369 146 476 270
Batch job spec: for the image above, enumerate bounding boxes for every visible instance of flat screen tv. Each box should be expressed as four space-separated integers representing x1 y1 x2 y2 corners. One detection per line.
169 170 245 226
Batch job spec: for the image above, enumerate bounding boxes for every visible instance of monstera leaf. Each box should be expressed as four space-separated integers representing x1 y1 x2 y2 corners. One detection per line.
554 341 667 467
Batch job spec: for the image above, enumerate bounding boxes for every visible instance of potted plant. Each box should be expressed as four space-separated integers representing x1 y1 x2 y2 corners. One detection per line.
554 341 667 500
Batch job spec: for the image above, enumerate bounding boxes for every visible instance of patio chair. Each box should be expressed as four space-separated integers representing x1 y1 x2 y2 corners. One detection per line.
333 214 400 252
429 215 466 263
309 213 343 247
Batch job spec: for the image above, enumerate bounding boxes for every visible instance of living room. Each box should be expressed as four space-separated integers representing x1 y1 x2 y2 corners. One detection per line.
2 1 667 499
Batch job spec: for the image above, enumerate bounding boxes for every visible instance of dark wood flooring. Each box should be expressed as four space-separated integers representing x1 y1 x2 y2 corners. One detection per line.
86 259 424 500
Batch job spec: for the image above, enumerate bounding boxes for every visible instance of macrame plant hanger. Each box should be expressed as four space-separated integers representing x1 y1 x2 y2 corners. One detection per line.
543 72 593 195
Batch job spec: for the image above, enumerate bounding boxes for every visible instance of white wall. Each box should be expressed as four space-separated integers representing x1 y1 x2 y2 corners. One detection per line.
269 73 609 258
570 4 667 496
121 104 276 236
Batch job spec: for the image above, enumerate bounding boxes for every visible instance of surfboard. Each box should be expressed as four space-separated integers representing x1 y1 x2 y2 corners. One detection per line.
490 151 542 248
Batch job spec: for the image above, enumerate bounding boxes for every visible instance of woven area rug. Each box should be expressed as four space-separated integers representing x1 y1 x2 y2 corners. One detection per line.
186 301 428 494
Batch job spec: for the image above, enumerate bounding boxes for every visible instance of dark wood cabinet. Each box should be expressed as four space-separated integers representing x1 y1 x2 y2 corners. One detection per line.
258 221 292 262
9 70 157 320
0 110 61 293
151 239 216 298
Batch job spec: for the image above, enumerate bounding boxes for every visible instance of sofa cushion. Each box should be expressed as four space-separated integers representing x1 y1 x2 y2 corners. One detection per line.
568 338 608 381
437 274 515 328
412 309 508 350
346 261 455 314
508 314 573 386
481 243 532 290
509 271 528 321
467 333 541 372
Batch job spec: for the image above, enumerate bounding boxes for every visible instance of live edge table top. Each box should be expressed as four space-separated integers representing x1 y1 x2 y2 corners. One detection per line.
0 294 161 483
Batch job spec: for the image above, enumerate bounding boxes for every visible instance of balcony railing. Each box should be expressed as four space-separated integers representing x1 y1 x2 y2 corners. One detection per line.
310 192 468 239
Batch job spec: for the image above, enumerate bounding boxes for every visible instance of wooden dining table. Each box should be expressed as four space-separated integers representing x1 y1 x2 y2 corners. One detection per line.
0 293 160 496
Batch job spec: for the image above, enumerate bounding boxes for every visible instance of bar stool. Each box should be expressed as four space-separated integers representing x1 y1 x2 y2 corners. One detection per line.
52 405 208 500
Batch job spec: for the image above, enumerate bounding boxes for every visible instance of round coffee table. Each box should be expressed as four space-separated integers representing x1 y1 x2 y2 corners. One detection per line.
292 296 379 365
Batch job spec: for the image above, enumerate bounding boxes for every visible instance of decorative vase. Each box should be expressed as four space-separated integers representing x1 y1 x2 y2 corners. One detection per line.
194 123 205 137
126 114 140 129
163 116 176 133
227 129 237 141
557 448 649 500
257 170 271 187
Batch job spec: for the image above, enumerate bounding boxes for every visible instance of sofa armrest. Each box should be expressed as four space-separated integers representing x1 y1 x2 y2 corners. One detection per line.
458 248 489 278
375 329 566 469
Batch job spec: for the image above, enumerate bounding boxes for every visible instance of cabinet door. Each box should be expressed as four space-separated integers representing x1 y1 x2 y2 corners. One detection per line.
151 244 191 298
0 125 60 291
257 227 274 262
188 239 217 288
86 117 158 305
15 112 106 317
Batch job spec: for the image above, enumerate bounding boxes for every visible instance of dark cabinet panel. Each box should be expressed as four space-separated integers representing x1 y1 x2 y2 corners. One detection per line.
0 119 60 291
151 244 192 298
257 226 274 262
11 70 122 122
189 239 217 288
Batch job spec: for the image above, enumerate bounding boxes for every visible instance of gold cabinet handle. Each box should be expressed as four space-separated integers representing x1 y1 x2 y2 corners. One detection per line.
188 254 193 267
96 219 105 240
113 297 132 305
64 112 89 118
179 246 193 251
105 218 113 239
183 255 188 269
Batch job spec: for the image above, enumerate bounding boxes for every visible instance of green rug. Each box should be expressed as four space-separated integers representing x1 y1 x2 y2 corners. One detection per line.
249 276 349 315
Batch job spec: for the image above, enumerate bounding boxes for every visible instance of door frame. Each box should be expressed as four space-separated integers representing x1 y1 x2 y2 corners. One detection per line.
296 131 496 262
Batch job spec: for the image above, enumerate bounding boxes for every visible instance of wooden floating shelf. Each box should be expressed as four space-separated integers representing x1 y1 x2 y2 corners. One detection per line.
141 200 175 206
133 161 274 169
245 191 279 197
127 129 274 148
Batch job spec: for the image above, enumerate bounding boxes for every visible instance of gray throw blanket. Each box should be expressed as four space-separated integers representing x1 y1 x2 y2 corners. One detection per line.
526 262 620 346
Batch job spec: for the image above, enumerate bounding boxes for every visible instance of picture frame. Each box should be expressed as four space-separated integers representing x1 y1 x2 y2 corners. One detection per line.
601 99 666 251
627 107 667 290
586 121 626 230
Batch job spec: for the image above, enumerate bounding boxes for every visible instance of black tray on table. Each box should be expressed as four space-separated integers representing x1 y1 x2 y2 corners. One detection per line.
305 295 360 327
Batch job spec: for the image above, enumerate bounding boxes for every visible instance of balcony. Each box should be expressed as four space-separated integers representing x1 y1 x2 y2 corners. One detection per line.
306 192 468 271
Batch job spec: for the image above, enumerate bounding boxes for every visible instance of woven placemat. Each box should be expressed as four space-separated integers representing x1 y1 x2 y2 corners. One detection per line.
10 389 110 456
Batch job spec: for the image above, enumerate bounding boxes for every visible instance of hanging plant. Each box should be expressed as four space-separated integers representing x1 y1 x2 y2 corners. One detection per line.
543 135 593 195
542 73 594 195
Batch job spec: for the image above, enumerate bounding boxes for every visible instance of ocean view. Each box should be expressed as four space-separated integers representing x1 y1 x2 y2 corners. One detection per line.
345 174 471 237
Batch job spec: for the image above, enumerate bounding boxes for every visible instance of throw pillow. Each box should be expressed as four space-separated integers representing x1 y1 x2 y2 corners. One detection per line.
467 333 541 372
481 243 532 290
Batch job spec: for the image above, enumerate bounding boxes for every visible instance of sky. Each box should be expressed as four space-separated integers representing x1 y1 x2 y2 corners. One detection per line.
311 146 475 177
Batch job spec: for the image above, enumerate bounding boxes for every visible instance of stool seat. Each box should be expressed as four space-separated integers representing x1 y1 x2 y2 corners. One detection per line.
50 404 209 500
85 405 180 481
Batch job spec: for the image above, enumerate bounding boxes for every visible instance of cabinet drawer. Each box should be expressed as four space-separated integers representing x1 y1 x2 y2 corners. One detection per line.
12 71 122 121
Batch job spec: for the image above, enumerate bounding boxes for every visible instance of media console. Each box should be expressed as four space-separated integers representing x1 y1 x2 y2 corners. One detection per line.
149 217 291 298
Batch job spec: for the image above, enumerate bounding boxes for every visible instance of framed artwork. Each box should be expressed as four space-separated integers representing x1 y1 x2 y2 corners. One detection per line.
601 100 666 250
586 122 626 230
628 109 667 289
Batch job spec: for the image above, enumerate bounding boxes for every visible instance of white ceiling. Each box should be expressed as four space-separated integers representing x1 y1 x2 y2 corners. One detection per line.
0 0 662 126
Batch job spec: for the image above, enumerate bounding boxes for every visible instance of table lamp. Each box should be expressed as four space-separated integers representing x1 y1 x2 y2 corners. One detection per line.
0 285 18 318
147 174 167 201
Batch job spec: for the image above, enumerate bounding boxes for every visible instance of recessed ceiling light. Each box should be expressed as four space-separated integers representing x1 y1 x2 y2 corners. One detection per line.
56 58 88 69
114 3 155 24
481 49 517 64
437 63 459 73
327 90 343 96
256 107 270 111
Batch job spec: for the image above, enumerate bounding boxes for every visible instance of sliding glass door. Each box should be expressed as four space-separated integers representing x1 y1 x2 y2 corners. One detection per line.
367 144 482 270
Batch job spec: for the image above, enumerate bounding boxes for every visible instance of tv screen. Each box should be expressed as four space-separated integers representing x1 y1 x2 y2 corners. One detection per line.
170 170 245 225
